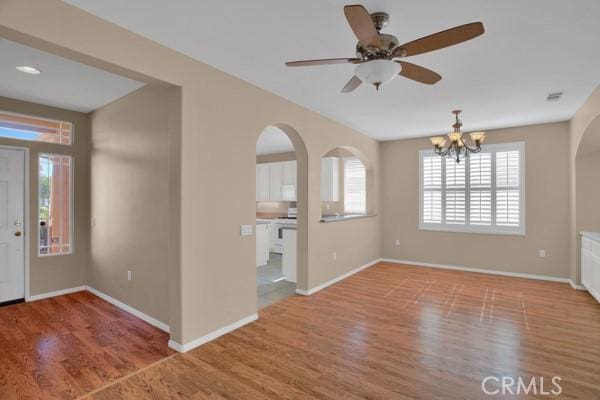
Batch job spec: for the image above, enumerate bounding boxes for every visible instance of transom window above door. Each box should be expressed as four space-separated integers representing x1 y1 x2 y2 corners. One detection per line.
419 142 525 235
0 111 73 145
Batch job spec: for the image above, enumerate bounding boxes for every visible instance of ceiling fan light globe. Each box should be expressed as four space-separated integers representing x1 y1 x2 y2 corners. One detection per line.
354 60 401 88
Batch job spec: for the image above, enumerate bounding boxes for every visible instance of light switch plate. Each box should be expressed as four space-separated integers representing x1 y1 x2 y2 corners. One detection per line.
240 224 253 236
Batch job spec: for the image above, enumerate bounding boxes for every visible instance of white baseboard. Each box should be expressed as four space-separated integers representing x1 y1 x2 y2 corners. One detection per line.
168 313 258 353
85 286 170 333
296 258 383 296
381 258 571 284
569 280 586 291
27 285 86 302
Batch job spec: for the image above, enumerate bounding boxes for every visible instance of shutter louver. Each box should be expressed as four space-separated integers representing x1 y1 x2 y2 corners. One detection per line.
496 150 520 226
469 153 492 225
422 156 442 223
343 157 366 213
445 158 465 224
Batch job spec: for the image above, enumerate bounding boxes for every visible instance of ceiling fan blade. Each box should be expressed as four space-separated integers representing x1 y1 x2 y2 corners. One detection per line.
341 75 362 93
397 61 442 85
397 22 484 57
285 58 360 67
344 5 380 47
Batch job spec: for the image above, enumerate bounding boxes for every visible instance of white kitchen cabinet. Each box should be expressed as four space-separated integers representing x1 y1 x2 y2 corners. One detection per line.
256 164 270 201
256 223 269 267
282 161 296 201
256 161 297 202
282 228 297 283
269 163 283 200
581 232 600 304
321 157 339 202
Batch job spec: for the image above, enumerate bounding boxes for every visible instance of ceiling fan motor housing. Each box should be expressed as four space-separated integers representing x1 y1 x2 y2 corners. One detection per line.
356 33 399 58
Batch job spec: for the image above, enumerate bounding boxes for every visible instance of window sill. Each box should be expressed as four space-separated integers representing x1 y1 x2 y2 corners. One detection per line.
419 225 525 236
320 214 376 223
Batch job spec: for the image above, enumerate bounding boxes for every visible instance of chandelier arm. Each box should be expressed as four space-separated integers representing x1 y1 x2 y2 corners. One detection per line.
460 138 482 153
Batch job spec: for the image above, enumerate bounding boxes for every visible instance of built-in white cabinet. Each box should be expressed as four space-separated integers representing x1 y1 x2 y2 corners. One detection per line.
581 232 600 304
256 161 296 202
256 223 269 267
269 163 283 201
256 164 271 201
282 160 296 201
321 157 339 202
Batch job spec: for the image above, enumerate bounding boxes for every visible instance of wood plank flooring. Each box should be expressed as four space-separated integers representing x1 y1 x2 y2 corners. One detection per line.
87 262 600 399
3 263 600 399
0 290 172 399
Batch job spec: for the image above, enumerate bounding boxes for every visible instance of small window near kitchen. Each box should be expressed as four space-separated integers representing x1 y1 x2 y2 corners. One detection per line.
39 154 73 256
344 157 367 214
0 111 73 145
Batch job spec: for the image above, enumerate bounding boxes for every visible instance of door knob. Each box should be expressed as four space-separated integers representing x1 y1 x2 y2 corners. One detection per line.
14 231 22 237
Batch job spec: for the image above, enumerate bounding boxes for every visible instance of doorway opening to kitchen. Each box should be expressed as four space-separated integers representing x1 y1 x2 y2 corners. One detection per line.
255 124 307 309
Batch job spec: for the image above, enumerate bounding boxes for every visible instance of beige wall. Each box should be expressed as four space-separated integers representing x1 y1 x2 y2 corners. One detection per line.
381 122 571 278
0 96 90 295
89 85 173 325
0 0 380 344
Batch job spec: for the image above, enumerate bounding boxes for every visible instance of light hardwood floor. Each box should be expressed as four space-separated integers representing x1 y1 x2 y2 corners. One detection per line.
90 262 600 399
0 290 172 399
2 262 600 399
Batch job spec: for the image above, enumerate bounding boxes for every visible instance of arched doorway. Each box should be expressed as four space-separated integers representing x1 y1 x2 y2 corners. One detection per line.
255 124 308 308
574 115 600 282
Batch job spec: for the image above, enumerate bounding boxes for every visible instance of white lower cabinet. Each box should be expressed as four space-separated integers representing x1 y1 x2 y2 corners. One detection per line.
581 233 600 303
256 223 269 267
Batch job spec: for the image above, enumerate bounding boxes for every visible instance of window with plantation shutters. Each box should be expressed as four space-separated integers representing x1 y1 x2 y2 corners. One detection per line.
419 142 525 235
343 157 366 214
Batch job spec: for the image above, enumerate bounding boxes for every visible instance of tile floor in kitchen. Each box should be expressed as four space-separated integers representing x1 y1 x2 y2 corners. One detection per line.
257 253 296 309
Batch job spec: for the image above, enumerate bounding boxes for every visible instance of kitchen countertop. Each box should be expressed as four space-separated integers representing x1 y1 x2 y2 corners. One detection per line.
581 231 600 242
321 214 376 223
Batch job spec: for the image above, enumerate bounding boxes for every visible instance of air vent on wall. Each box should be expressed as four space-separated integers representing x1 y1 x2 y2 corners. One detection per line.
547 92 563 102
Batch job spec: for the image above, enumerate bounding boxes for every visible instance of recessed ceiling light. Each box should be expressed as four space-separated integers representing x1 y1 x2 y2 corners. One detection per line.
16 65 41 75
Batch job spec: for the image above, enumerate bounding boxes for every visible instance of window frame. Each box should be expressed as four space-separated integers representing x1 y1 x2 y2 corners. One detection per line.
38 153 74 257
0 110 74 146
343 156 367 215
419 142 526 236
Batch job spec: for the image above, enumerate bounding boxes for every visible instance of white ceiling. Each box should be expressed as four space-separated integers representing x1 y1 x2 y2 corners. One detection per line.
0 38 144 113
64 0 600 139
256 126 294 155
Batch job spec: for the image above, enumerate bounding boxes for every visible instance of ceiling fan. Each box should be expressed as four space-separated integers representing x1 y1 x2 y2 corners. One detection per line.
285 4 484 93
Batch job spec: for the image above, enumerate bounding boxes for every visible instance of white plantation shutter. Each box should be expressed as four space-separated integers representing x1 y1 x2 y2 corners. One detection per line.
445 158 465 224
469 152 492 225
420 142 524 234
496 150 521 226
422 156 442 223
344 157 366 213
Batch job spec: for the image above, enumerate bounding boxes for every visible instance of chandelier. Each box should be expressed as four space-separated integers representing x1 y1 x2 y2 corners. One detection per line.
430 110 486 163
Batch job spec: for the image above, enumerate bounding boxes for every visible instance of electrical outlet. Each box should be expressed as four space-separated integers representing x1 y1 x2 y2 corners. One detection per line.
539 249 546 258
240 224 253 236
91 217 96 227
395 239 400 246
333 252 337 261
326 203 331 210
127 270 133 281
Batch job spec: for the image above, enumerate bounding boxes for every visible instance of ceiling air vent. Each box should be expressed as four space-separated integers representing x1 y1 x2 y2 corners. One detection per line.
547 92 563 102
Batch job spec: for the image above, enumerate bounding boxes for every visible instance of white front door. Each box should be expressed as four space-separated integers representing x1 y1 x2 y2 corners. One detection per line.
0 148 25 303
